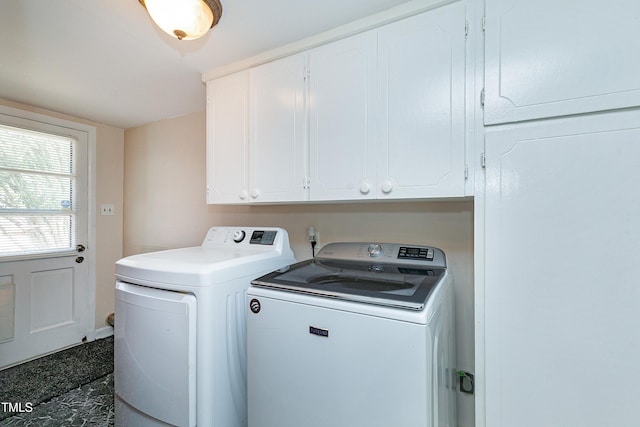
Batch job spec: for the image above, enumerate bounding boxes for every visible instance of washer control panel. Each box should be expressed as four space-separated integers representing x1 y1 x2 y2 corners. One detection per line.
317 242 446 268
398 246 435 261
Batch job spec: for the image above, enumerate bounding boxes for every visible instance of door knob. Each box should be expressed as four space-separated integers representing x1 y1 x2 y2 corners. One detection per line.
76 244 86 252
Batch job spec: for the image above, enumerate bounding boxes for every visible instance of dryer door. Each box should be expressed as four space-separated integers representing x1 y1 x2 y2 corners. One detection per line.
115 281 197 427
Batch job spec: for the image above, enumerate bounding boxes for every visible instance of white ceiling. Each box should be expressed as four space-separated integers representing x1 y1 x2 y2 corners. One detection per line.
0 0 414 129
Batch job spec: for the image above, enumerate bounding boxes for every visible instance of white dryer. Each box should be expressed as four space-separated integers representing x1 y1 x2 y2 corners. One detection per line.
114 226 295 427
247 242 456 427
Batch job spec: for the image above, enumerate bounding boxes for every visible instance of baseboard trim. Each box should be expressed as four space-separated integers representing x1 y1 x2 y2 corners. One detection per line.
95 326 114 340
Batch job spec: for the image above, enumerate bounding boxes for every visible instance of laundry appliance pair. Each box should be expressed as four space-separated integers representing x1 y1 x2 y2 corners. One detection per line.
114 227 455 427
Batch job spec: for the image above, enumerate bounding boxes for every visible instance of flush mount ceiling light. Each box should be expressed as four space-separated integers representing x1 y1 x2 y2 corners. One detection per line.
139 0 222 41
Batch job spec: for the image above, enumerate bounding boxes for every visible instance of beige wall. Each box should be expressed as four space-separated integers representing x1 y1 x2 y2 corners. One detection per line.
124 110 475 423
0 98 124 334
94 124 124 332
124 111 211 254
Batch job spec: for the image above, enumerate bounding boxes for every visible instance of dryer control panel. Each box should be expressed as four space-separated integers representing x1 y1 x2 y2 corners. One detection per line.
249 230 278 245
201 226 288 250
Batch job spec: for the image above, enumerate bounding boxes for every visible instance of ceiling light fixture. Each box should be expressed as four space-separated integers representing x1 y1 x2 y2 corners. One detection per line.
139 0 222 41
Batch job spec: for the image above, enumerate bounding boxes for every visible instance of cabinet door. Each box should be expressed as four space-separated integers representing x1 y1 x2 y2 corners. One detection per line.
308 31 377 201
206 71 249 204
484 0 640 124
377 3 467 199
249 54 307 203
484 110 640 427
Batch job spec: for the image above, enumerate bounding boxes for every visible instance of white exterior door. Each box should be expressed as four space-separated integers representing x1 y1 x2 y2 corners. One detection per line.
484 109 640 427
0 109 94 368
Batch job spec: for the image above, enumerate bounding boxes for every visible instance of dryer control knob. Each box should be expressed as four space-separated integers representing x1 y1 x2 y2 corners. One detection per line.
367 243 383 257
232 230 246 243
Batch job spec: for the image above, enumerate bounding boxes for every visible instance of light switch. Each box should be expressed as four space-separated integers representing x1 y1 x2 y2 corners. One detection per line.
101 204 115 216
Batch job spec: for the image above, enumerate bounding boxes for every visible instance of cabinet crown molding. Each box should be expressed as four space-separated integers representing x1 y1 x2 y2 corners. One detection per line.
201 0 457 82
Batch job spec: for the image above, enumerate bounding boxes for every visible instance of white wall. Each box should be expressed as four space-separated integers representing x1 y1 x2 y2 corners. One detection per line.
124 110 476 426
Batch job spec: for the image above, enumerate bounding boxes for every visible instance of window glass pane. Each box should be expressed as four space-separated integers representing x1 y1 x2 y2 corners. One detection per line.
0 125 73 175
0 171 73 211
0 215 74 254
0 124 76 257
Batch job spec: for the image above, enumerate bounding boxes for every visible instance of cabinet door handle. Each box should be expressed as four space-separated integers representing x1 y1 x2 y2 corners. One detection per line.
381 181 394 194
250 189 261 199
239 190 248 200
359 182 371 194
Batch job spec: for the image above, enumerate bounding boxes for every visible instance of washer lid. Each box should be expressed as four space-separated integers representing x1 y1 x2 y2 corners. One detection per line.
251 258 445 310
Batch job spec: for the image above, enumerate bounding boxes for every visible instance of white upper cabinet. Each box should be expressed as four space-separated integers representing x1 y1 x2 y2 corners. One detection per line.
249 54 307 203
206 71 249 204
308 31 378 201
377 2 467 199
205 1 471 204
484 0 640 124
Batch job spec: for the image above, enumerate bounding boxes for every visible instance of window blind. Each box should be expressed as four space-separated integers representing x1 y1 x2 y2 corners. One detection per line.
0 124 77 257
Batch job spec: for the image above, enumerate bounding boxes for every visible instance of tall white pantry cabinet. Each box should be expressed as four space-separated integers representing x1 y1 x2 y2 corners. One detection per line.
480 0 640 426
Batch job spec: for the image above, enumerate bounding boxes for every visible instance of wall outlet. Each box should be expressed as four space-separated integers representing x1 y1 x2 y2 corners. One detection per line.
100 204 115 216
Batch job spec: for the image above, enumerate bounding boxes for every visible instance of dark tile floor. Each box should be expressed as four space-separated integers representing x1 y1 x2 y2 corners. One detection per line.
0 337 114 426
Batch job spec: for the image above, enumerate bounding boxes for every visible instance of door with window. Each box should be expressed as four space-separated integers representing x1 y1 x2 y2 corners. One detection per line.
0 111 93 368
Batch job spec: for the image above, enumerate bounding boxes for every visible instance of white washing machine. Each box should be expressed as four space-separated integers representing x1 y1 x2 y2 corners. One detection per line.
114 226 295 427
247 242 456 427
